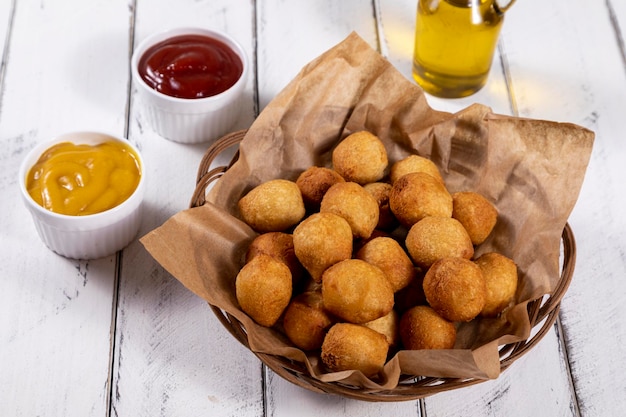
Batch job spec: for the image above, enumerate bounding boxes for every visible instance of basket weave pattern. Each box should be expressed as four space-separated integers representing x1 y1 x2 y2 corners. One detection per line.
189 130 576 401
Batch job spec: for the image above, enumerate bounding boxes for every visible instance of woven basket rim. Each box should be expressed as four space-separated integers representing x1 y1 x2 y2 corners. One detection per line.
190 129 576 402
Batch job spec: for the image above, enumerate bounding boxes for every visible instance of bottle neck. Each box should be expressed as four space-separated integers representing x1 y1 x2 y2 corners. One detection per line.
445 0 483 8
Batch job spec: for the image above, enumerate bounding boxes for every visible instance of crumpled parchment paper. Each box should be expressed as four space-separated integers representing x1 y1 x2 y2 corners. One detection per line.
141 32 594 389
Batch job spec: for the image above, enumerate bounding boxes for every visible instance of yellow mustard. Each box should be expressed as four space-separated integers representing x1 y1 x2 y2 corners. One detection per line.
26 141 141 216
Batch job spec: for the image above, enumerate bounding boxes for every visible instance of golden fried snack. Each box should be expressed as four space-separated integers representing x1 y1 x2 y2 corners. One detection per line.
405 216 474 268
296 166 345 208
363 309 400 347
321 323 389 377
452 191 498 245
363 182 397 230
283 291 335 351
292 212 353 282
238 179 306 232
322 259 394 324
320 182 379 239
389 154 443 184
399 305 456 350
356 236 416 292
245 232 306 291
475 252 518 317
331 131 388 184
235 254 292 327
423 257 486 322
389 172 452 227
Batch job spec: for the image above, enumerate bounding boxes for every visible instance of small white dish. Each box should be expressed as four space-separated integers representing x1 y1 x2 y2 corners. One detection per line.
131 27 249 144
18 131 145 260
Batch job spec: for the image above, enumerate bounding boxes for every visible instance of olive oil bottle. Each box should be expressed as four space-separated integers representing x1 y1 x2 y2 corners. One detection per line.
412 0 510 98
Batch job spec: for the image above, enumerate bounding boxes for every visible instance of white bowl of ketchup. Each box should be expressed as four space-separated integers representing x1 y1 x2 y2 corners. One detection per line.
131 27 249 144
19 131 145 260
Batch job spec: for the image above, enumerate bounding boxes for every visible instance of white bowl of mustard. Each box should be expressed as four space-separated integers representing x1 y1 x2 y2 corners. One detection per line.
19 131 145 260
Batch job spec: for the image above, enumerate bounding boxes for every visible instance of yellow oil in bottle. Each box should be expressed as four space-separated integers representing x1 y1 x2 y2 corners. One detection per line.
412 0 503 98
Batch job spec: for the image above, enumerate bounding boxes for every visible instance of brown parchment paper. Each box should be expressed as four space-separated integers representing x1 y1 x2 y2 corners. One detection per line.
141 32 594 389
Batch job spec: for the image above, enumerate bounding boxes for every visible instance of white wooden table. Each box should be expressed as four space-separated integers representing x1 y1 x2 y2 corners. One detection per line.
1 0 625 415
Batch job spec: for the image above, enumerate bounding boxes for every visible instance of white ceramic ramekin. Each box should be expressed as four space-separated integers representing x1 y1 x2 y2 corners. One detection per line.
18 131 145 260
131 27 249 144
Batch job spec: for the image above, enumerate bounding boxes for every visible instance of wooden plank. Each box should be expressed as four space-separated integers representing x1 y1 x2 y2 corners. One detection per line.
379 1 579 415
256 0 379 111
0 0 12 77
612 0 626 62
266 369 422 416
257 0 421 415
110 1 263 415
0 0 129 416
502 0 626 416
422 328 578 416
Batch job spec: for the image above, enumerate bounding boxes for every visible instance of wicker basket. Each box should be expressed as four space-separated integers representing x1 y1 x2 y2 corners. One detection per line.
190 129 576 402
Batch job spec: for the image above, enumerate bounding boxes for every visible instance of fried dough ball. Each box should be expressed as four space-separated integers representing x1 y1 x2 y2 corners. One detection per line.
332 131 388 184
245 232 305 289
363 309 400 347
389 172 453 227
399 305 456 350
364 182 397 230
292 212 353 282
322 259 394 324
296 166 345 208
405 216 474 269
321 323 389 377
238 179 305 232
452 191 498 245
283 291 335 351
390 154 443 184
235 254 292 327
356 236 416 292
475 252 519 317
320 182 379 239
423 257 486 322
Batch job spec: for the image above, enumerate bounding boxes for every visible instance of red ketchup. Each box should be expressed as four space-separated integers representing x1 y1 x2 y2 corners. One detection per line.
138 34 243 99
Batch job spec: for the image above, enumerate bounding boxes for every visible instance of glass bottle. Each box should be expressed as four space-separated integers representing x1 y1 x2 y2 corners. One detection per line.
412 0 515 98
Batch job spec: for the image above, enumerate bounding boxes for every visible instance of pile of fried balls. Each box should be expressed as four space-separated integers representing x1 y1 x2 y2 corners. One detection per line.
235 131 518 378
